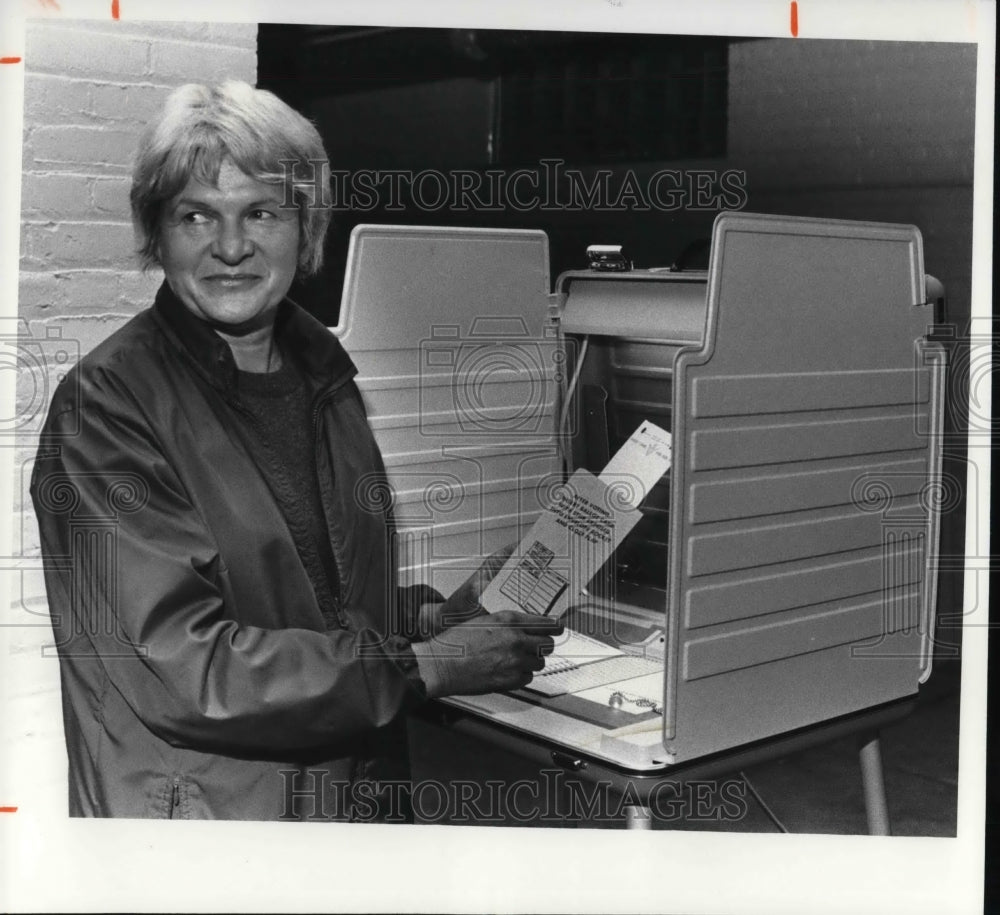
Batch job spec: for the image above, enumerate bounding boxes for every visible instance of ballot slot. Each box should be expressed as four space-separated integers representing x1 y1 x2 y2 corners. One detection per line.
504 271 710 727
568 334 674 597
545 334 673 657
554 270 708 648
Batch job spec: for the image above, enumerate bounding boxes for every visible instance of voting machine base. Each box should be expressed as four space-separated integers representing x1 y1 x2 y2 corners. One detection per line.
336 213 946 776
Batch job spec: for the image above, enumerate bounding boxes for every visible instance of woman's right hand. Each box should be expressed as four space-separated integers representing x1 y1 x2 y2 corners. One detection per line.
411 610 564 698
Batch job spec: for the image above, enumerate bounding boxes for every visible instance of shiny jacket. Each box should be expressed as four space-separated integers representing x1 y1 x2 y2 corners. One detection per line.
30 283 431 820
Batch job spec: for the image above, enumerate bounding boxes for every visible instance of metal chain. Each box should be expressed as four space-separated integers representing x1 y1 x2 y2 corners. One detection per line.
608 690 662 715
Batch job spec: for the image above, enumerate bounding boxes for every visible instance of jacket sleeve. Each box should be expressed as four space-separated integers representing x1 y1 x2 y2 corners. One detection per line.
30 368 427 758
395 585 446 641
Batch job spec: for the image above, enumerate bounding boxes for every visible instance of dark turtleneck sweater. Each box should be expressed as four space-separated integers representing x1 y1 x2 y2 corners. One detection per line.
232 355 344 631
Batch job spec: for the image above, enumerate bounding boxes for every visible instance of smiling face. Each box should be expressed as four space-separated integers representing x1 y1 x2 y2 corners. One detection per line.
157 159 300 332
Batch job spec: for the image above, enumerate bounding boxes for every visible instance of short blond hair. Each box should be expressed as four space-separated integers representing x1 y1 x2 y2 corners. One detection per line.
130 80 331 276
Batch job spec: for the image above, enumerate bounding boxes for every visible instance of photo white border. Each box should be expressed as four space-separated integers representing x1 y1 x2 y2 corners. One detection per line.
0 1 993 912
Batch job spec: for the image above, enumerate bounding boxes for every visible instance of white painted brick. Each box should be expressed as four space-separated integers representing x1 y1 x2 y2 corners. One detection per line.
17 272 65 317
3 628 58 670
41 20 213 41
87 82 169 125
7 526 33 564
148 39 256 85
20 130 32 173
203 23 259 47
18 269 157 319
32 125 137 171
11 358 71 436
91 176 131 216
20 174 94 221
38 20 255 46
25 25 150 81
13 470 43 524
22 511 42 559
23 74 93 126
18 222 33 266
24 221 135 270
0 588 39 631
4 568 48 620
8 448 43 517
118 21 255 48
4 629 62 677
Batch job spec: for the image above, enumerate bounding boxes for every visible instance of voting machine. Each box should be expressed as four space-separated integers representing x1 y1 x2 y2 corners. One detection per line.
335 212 946 774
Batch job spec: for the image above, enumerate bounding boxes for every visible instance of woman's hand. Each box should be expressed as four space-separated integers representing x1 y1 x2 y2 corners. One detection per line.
418 543 516 637
412 610 564 698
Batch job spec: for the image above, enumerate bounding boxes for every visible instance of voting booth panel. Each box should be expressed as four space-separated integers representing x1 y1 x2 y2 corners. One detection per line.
662 214 943 762
336 214 946 772
336 227 559 597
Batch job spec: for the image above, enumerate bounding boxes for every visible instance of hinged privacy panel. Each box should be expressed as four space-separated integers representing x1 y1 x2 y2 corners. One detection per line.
337 226 559 598
664 213 945 760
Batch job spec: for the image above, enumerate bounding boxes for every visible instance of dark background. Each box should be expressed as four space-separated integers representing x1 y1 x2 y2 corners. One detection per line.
258 26 732 324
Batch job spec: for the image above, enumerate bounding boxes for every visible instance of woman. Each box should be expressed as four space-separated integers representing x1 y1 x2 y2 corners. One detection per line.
31 80 558 821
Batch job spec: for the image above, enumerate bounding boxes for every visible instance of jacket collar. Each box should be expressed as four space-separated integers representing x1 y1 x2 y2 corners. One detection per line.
152 281 357 396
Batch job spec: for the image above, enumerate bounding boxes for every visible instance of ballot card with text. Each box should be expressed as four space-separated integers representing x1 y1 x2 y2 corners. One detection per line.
480 420 672 618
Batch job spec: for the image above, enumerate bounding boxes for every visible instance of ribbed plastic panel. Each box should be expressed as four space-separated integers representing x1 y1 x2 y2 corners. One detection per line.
336 226 559 598
664 213 946 760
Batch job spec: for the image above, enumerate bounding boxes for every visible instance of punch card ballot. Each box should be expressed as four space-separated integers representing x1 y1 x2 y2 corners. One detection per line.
480 421 672 619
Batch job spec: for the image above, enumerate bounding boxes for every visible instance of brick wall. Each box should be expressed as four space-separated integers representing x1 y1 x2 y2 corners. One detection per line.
7 18 257 814
15 18 257 553
18 20 257 344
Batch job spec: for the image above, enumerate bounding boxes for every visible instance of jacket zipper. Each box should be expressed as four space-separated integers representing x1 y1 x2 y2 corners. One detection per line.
169 777 181 819
312 384 350 623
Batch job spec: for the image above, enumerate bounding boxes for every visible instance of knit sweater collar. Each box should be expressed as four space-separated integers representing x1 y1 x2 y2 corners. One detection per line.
152 280 357 396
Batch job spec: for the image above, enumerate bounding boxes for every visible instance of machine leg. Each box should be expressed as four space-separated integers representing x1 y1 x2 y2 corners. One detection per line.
623 805 653 830
858 732 891 836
